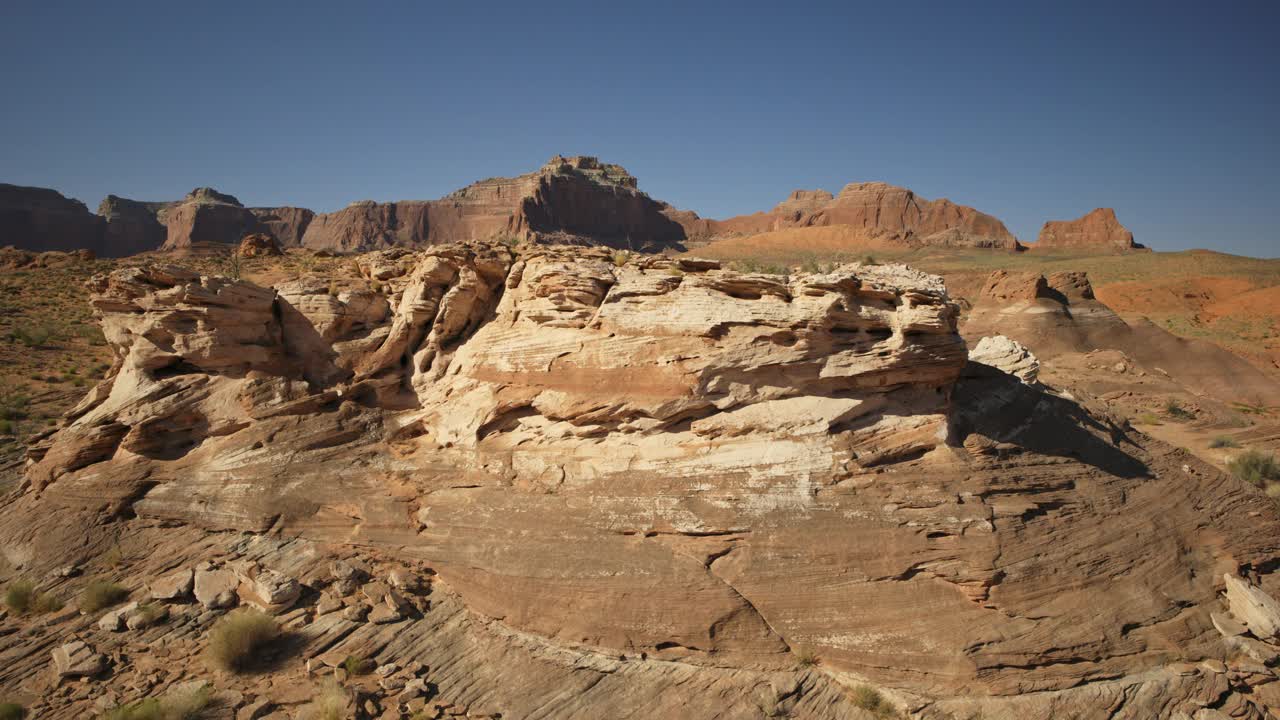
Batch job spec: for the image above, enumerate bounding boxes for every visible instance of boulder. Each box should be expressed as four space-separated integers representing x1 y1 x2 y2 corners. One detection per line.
98 601 139 632
148 568 194 601
968 335 1041 384
1224 574 1280 639
52 639 107 677
194 568 239 610
237 233 282 258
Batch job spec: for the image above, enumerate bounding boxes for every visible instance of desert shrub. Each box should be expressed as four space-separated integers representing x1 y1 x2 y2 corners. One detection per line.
0 383 30 422
861 255 878 266
0 702 24 720
75 324 107 346
299 682 347 720
1164 399 1193 420
1230 450 1280 489
103 684 211 720
851 685 897 718
610 251 630 267
794 648 818 667
206 608 280 672
342 654 374 676
133 603 166 626
1135 413 1162 426
4 579 61 615
103 544 125 568
9 322 59 349
80 580 129 613
1210 436 1239 449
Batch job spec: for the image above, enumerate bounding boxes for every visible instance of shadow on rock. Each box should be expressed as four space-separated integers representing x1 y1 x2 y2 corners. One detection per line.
952 361 1150 479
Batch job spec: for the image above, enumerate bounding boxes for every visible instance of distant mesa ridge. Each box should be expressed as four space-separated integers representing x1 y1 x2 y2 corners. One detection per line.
0 158 1144 256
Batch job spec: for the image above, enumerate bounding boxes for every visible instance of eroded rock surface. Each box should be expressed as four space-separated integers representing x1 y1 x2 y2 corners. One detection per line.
4 244 1280 719
1036 207 1146 252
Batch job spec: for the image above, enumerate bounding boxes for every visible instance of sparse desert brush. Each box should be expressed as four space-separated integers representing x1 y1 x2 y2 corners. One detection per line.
610 250 630 267
1210 436 1239 449
0 702 24 720
1229 450 1280 489
851 685 898 717
1135 413 1163 426
794 647 818 667
4 579 62 615
9 322 59 349
206 608 280 672
342 654 374 676
1164 399 1193 420
299 681 347 720
80 580 129 613
102 684 211 720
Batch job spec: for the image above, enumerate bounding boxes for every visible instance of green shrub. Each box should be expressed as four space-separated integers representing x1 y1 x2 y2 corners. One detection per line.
342 654 374 676
1230 450 1280 489
5 579 62 614
794 648 818 667
9 322 59 349
1164 399 1193 420
1209 436 1239 449
206 608 280 672
0 383 30 422
80 580 129 613
0 702 24 720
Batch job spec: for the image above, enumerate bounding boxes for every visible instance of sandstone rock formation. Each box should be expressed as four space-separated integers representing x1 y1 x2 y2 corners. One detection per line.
159 188 263 252
96 195 172 256
962 269 1280 406
968 334 1040 383
237 233 282 258
704 181 1022 250
0 183 106 255
1036 208 1146 252
299 155 690 252
249 206 314 247
5 243 1280 718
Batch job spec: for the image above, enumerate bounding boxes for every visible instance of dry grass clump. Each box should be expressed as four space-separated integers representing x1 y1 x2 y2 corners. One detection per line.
342 654 374 676
80 580 129 613
4 578 62 615
1210 436 1240 449
298 681 347 720
1231 450 1280 490
205 608 280 673
0 702 25 720
102 684 212 720
851 685 899 718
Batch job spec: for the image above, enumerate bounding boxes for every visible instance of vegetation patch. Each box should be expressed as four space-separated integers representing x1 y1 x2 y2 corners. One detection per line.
0 702 25 720
1210 436 1240 449
299 681 347 720
80 580 129 613
4 578 62 615
1230 450 1280 490
851 685 898 718
206 608 280 673
103 684 211 720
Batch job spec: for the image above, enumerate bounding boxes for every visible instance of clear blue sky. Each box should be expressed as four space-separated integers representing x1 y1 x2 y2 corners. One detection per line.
2 0 1277 256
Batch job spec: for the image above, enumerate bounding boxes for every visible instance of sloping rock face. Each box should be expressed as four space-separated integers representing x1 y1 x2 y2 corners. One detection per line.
8 246 1280 718
160 188 262 251
1036 207 1146 252
96 195 173 256
0 183 106 254
709 181 1022 249
300 156 690 252
962 269 1280 405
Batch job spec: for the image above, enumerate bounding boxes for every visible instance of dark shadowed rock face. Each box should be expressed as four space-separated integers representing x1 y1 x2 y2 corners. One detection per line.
97 195 173 256
249 206 314 247
0 183 106 254
1036 208 1147 252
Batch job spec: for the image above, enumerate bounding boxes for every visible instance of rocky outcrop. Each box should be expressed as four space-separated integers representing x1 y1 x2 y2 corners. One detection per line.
969 334 1040 383
6 244 1280 718
1036 207 1146 252
0 183 106 254
159 188 262 252
708 181 1022 249
237 233 282 258
96 195 173 256
249 206 314 247
299 156 690 252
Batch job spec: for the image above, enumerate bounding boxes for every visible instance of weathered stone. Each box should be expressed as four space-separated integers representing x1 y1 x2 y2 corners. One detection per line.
368 604 402 624
52 639 107 678
193 568 239 610
1211 611 1247 638
98 601 139 632
148 568 194 601
1224 574 1280 640
968 335 1040 384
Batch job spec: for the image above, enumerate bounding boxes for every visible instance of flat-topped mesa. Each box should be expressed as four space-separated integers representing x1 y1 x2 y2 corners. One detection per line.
0 183 106 254
1036 207 1147 252
300 155 688 253
708 181 1023 250
97 195 173 256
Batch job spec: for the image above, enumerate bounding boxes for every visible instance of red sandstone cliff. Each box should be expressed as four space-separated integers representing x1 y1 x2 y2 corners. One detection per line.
1036 207 1145 252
